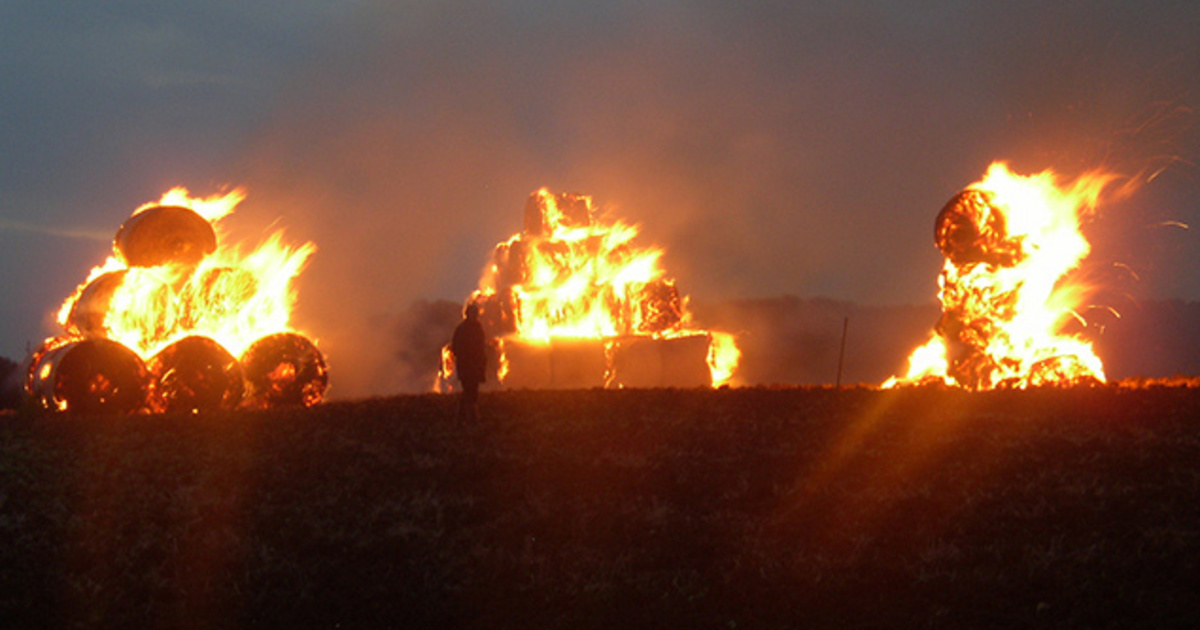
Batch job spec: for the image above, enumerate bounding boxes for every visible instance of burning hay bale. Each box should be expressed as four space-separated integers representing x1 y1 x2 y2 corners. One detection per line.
658 334 715 387
147 336 244 413
439 189 739 391
241 333 329 409
934 189 1025 268
64 270 128 337
608 337 662 389
609 334 713 389
115 205 217 267
494 339 553 389
888 162 1116 390
631 280 686 334
28 338 150 414
498 338 609 390
524 190 589 235
24 187 326 413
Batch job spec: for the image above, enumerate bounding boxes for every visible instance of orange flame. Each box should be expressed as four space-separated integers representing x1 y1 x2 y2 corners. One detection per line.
140 186 244 223
440 189 739 389
56 188 315 359
887 162 1116 389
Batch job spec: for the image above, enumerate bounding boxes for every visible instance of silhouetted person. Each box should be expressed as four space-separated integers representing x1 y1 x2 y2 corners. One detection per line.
450 303 487 421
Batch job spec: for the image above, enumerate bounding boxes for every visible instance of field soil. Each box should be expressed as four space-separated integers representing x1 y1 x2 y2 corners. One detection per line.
3 386 1200 629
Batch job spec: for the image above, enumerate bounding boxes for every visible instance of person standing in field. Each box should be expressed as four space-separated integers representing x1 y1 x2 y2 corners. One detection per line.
450 302 487 421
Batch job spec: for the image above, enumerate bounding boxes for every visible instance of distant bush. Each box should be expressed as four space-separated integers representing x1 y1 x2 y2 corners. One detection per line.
0 355 20 409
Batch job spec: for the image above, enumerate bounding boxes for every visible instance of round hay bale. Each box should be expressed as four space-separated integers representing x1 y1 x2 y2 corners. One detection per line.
934 189 1024 268
65 270 128 336
241 333 328 409
28 338 149 414
148 335 243 413
115 205 217 267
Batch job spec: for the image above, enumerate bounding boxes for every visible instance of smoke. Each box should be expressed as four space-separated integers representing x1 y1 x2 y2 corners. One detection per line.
391 300 463 393
690 297 940 386
0 220 110 242
205 1 1197 396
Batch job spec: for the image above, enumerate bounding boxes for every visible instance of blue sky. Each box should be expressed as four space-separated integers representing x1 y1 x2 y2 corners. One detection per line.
2 1 1196 394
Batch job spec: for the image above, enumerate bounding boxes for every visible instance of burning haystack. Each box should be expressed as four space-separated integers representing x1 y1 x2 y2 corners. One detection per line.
439 189 739 390
887 163 1117 389
25 188 327 413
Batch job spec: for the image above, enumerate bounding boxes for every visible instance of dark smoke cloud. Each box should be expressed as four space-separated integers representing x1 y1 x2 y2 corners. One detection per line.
2 1 1196 395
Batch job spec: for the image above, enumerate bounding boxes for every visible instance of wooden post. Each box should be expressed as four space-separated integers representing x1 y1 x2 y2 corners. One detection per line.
836 316 849 387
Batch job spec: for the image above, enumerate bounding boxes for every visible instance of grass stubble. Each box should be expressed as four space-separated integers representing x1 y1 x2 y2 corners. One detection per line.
2 384 1199 629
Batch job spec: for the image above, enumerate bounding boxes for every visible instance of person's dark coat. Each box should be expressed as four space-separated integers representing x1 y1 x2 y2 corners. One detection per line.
450 315 487 385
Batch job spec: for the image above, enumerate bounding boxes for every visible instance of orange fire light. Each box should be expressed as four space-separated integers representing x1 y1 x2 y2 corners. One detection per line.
886 162 1118 389
57 188 315 359
440 189 739 390
30 187 327 413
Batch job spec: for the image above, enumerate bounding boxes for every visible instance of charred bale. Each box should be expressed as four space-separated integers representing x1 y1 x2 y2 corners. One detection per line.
555 193 592 229
633 280 684 334
115 205 217 268
549 338 608 389
498 338 553 389
609 334 712 388
27 338 149 414
609 337 663 388
934 189 1025 268
65 270 128 337
241 333 328 409
148 336 243 413
1028 355 1102 388
523 191 591 236
659 334 713 388
471 293 516 338
20 338 64 399
498 337 608 389
492 239 529 289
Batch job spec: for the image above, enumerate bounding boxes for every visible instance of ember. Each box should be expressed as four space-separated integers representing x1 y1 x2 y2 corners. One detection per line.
25 188 326 413
887 163 1116 389
439 189 739 390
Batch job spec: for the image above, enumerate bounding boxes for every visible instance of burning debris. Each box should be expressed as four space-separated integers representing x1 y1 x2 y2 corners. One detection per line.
25 188 327 413
887 163 1116 390
439 189 739 390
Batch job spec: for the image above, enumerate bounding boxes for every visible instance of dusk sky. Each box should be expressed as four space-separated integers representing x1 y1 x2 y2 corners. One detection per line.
2 1 1197 396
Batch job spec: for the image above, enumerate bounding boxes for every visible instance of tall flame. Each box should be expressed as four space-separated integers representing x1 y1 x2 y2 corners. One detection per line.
478 190 669 340
56 188 315 358
887 162 1116 389
443 189 739 389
